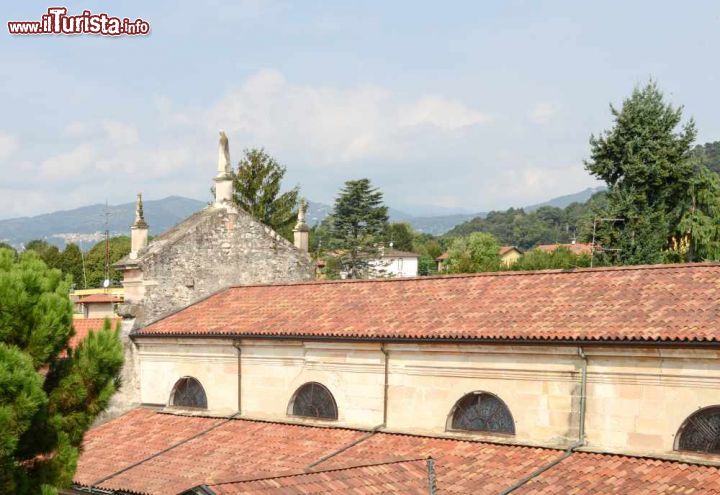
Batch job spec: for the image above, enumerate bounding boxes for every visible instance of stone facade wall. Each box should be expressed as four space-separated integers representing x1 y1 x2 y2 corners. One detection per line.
133 338 720 462
129 206 314 325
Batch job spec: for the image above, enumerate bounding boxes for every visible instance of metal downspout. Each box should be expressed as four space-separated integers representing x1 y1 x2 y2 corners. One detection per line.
233 340 242 415
498 346 588 495
381 344 389 427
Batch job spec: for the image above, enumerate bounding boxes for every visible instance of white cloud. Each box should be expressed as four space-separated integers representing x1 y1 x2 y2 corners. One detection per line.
401 96 492 130
0 132 18 160
40 143 96 179
529 102 557 125
204 69 492 164
102 121 140 147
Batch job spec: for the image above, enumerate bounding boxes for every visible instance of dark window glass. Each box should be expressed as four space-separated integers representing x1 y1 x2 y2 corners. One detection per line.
290 382 337 420
677 407 720 454
170 377 208 409
450 392 515 434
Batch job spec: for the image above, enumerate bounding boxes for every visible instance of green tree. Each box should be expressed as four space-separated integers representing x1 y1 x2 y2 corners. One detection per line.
331 179 389 278
24 240 61 270
231 148 300 240
384 223 415 252
58 244 84 289
0 248 123 494
0 243 17 258
585 81 720 263
84 236 131 288
446 232 501 273
510 246 592 271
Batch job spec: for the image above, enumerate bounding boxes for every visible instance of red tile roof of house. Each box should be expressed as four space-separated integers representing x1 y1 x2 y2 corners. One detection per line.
499 245 522 256
139 263 720 343
78 293 123 303
73 408 720 495
207 459 432 494
535 242 595 255
71 318 120 349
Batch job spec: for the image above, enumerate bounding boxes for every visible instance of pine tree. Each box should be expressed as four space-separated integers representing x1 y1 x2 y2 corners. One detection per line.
0 248 123 494
585 81 720 263
331 179 389 278
231 148 300 240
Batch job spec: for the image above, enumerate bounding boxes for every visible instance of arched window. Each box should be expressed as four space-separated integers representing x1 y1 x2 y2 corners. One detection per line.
676 406 720 454
288 382 338 420
448 391 515 435
170 377 208 409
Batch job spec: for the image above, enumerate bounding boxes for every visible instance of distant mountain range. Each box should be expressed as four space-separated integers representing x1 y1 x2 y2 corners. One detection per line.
0 187 605 249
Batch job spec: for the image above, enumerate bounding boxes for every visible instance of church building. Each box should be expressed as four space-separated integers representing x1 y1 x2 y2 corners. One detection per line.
68 133 720 494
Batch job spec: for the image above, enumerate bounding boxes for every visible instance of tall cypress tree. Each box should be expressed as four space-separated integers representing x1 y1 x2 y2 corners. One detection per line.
585 81 720 263
0 248 123 494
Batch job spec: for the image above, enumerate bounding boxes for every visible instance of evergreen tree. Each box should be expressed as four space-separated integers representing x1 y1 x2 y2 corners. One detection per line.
331 179 389 278
446 232 501 273
585 81 720 263
231 148 300 240
0 248 123 494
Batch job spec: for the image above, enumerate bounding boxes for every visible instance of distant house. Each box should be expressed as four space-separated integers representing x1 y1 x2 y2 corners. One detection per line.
534 242 595 256
72 292 123 319
498 245 523 266
369 248 419 278
435 245 523 272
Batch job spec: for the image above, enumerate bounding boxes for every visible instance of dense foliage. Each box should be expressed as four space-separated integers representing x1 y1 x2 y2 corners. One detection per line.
23 238 130 290
0 249 123 494
446 232 501 273
445 195 604 250
586 82 720 264
231 148 300 240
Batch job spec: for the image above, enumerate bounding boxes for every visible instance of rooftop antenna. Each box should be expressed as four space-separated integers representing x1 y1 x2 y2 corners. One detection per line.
103 200 111 289
591 217 624 267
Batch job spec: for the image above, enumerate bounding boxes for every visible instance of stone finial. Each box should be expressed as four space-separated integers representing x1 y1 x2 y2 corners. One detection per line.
215 130 234 206
293 198 310 252
296 198 308 228
133 192 148 229
130 192 149 259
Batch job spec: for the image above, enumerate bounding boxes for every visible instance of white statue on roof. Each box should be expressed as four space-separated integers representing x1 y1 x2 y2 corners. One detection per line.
217 130 231 177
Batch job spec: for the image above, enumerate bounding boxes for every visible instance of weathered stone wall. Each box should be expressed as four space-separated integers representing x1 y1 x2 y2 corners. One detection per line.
133 338 720 462
132 205 314 325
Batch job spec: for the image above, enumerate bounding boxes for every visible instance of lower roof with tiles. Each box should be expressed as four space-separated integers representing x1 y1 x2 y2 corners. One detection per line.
138 263 720 343
72 408 720 495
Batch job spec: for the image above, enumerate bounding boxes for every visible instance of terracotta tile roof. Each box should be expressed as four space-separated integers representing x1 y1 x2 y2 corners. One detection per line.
139 263 720 343
78 293 123 303
535 242 595 255
70 318 120 349
514 451 720 494
76 409 365 495
207 459 432 494
435 252 449 261
73 409 720 495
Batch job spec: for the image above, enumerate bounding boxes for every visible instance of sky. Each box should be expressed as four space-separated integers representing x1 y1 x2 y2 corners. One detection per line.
1 1 719 219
